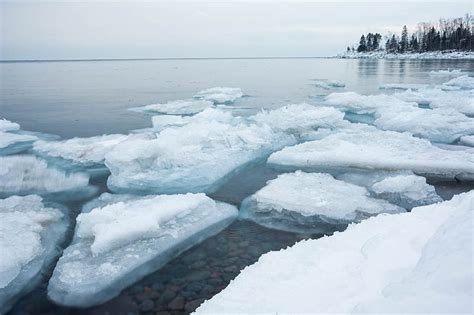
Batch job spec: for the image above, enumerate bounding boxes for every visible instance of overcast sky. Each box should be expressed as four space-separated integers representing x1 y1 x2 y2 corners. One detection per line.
0 1 472 60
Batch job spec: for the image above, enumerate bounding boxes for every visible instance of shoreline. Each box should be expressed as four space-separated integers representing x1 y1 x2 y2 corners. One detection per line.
335 51 474 60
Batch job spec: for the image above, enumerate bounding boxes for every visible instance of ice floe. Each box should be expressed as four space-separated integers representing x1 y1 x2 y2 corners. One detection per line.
379 83 429 90
337 171 442 209
131 99 213 115
429 69 464 77
196 191 473 314
267 127 474 179
194 87 243 104
0 132 37 155
105 108 295 194
240 171 404 233
0 155 93 198
0 119 20 132
324 91 474 142
0 195 68 314
442 75 474 90
47 193 238 307
312 79 345 89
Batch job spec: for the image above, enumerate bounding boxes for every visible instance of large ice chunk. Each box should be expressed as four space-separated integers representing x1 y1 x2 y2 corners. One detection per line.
194 87 243 104
0 132 38 155
460 135 474 147
130 99 213 115
0 155 92 198
337 171 442 209
312 79 345 89
105 108 295 194
442 75 474 90
0 119 20 132
196 191 473 314
268 128 474 179
47 193 238 307
240 171 404 233
393 88 474 116
250 103 348 141
0 195 68 314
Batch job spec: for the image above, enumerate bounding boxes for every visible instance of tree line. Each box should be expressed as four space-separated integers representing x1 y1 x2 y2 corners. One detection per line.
347 14 473 53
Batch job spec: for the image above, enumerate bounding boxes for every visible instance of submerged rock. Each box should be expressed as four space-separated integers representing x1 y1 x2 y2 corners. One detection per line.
240 171 404 233
0 195 69 314
47 193 238 307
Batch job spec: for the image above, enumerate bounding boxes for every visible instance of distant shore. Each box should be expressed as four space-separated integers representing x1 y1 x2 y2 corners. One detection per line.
336 51 474 60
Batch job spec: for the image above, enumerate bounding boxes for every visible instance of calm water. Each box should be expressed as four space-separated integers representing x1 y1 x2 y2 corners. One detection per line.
2 58 474 315
1 58 473 138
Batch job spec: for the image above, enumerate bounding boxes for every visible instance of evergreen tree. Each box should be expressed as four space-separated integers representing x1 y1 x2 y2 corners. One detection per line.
357 35 367 52
400 25 409 52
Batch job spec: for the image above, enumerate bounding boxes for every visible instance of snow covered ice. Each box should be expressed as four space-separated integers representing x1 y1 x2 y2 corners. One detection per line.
240 171 404 233
0 119 38 155
47 193 238 307
0 155 93 198
196 191 473 314
429 68 465 77
460 135 474 147
0 195 68 314
338 171 442 209
442 75 474 90
193 87 243 104
130 99 213 115
312 79 345 89
105 108 296 194
268 127 474 179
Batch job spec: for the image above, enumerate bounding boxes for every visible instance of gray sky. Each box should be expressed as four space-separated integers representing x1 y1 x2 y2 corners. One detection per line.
1 1 472 60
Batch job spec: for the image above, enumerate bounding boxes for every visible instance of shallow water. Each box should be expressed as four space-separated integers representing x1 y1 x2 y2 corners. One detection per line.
2 58 474 314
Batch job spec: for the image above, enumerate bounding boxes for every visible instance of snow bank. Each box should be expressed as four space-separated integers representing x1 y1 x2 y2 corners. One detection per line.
337 50 474 59
105 108 295 194
194 87 243 104
131 99 213 115
0 155 92 198
0 195 68 314
48 193 238 307
240 171 403 233
268 127 474 179
196 191 473 314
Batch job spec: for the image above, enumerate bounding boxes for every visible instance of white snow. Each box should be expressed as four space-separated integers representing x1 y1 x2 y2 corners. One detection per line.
196 191 473 314
240 171 403 233
47 193 238 307
33 134 128 165
338 50 474 59
0 155 90 196
0 195 68 314
194 87 243 104
268 127 474 179
460 135 474 147
131 99 213 115
105 108 295 194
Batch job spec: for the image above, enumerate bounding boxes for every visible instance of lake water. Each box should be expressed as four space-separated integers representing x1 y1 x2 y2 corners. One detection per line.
2 58 474 315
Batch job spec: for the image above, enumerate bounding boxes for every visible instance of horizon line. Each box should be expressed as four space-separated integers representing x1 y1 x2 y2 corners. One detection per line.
0 56 335 63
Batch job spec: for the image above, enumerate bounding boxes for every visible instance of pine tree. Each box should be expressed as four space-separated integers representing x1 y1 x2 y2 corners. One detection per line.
357 35 367 52
400 25 409 52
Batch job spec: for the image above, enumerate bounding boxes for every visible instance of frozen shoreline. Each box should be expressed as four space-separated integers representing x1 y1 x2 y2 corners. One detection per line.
335 51 474 59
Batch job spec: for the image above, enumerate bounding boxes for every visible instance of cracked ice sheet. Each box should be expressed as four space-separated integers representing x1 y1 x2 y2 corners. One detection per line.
47 193 237 307
196 191 473 314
